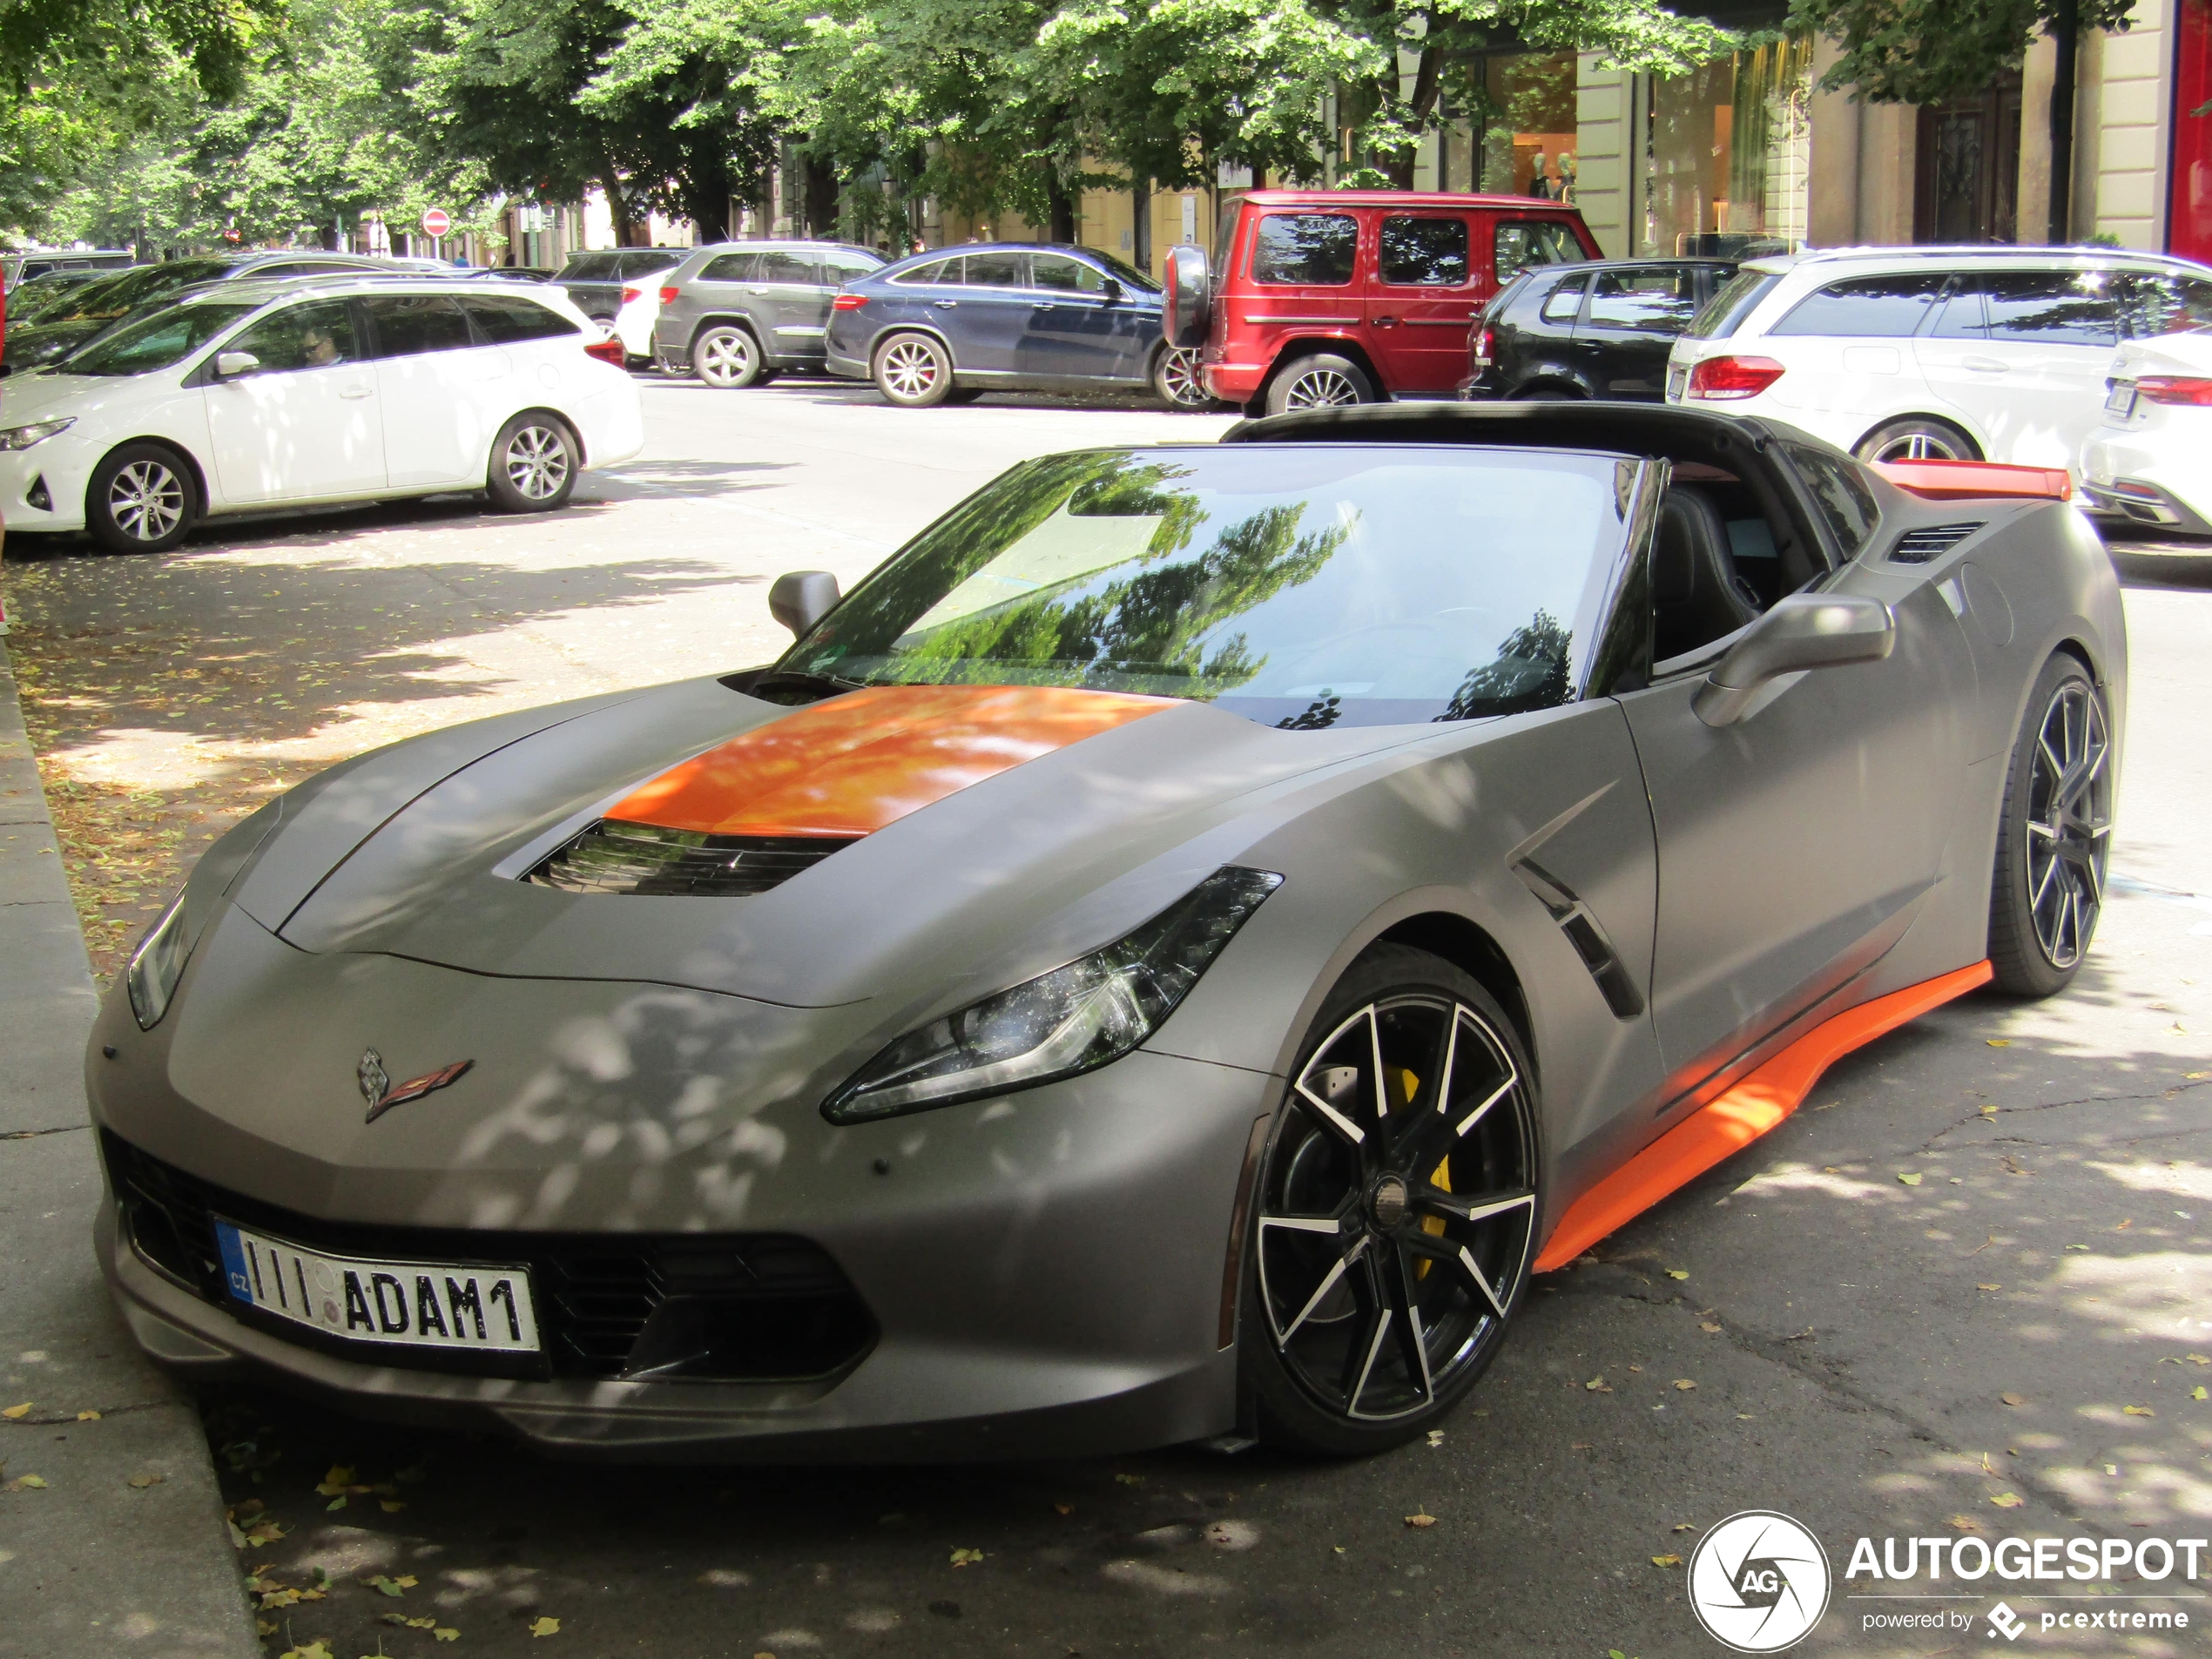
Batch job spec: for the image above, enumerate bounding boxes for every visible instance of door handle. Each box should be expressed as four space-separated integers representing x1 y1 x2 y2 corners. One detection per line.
1963 356 2007 373
933 300 958 308
1372 316 1399 327
747 287 771 294
340 387 373 400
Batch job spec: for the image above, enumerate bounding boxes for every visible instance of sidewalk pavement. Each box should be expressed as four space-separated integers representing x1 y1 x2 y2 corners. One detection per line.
0 637 258 1658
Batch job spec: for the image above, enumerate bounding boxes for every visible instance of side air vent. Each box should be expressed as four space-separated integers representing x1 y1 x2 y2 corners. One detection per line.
525 819 853 896
1889 522 1985 563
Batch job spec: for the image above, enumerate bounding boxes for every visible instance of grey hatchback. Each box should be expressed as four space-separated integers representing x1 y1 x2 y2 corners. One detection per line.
651 240 885 388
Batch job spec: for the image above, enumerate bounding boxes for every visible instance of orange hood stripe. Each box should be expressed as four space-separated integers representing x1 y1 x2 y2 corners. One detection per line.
609 684 1176 839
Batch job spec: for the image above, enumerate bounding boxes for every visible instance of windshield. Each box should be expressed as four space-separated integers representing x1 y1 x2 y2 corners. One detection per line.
39 260 231 327
60 300 259 376
1087 250 1161 293
780 446 1637 729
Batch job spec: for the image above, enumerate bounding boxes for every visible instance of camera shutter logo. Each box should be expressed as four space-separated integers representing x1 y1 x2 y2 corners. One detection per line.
1686 1510 1831 1652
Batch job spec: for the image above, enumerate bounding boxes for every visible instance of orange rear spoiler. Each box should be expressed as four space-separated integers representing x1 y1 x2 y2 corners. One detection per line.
1871 459 2071 502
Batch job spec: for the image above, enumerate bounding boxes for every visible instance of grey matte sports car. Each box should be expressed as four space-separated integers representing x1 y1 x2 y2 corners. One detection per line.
91 405 2122 1460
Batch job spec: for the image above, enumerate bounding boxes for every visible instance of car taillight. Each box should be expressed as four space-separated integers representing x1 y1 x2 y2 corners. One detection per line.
832 293 869 311
583 335 625 367
1471 326 1495 364
658 286 678 306
2136 375 2212 406
1686 354 1786 401
620 286 642 305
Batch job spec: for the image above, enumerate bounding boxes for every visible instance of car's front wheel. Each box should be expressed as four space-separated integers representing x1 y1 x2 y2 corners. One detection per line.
1264 353 1377 416
1855 416 1979 464
486 413 578 513
1242 945 1541 1456
695 325 768 389
873 333 954 407
1987 654 2113 996
87 442 196 555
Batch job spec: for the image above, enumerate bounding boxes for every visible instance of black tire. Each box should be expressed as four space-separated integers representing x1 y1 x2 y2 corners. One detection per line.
1264 353 1378 416
1153 344 1212 409
1241 944 1541 1457
873 332 954 408
86 442 196 554
485 412 578 513
1854 415 1979 464
693 324 766 389
1987 654 2113 996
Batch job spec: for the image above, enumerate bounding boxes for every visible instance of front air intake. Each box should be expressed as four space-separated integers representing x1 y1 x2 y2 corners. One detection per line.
1889 522 1984 563
525 819 852 896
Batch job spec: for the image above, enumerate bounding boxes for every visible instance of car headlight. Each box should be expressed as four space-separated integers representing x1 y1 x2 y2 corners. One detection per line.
0 417 74 450
125 891 192 1029
824 866 1284 1123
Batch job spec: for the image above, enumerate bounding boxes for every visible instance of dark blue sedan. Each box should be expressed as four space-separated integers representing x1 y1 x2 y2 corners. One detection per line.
823 243 1209 408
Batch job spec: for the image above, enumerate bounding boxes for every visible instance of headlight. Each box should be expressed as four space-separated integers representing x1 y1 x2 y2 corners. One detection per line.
125 891 192 1029
0 418 74 450
824 866 1283 1123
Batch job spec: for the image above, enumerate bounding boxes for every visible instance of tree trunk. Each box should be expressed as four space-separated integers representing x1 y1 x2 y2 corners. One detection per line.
2047 0 2079 242
602 170 640 246
1385 44 1444 189
802 152 839 238
1046 167 1076 242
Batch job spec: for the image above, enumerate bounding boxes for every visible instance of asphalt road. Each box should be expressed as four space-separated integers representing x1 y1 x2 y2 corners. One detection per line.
3 375 2209 1659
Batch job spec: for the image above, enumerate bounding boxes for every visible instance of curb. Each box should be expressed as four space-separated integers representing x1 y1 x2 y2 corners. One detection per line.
0 635 260 1658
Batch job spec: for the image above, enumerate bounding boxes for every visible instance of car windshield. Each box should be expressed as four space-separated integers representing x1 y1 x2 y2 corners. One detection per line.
37 260 232 326
1086 251 1161 293
780 445 1637 729
59 300 260 376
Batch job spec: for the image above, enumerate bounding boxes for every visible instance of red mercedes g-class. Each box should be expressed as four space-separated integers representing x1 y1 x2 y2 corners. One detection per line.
1170 190 1599 415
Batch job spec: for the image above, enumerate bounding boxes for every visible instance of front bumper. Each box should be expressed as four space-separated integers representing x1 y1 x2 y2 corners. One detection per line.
88 926 1266 1460
0 442 86 532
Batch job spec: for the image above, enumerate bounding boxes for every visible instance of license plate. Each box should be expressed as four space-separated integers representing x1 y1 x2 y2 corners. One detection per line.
2106 382 2137 417
1667 365 1689 402
215 1219 541 1353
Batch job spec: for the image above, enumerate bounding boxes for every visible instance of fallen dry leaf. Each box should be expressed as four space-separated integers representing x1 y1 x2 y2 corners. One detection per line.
76 1410 100 1422
949 1548 985 1567
1949 1515 1983 1533
1113 1473 1143 1487
1672 1523 1695 1533
127 1472 165 1489
1651 1554 1683 1567
1990 1493 2025 1508
381 1500 408 1514
1664 1269 1689 1280
529 1616 560 1637
4 1474 49 1491
278 1643 333 1659
1699 1321 1723 1333
1978 1283 2001 1291
2191 1355 2211 1366
1054 1502 1074 1515
2124 1406 2155 1418
1426 1429 1444 1447
2193 1386 2208 1401
1897 1172 1924 1186
1404 1513 1437 1529
1585 1376 1611 1393
433 1631 458 1643
2000 1393 2028 1406
1672 1379 1696 1392
1 1404 30 1420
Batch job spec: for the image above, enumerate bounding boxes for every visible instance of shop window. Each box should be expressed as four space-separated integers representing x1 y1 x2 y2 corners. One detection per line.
1643 37 1811 257
1474 52 1580 202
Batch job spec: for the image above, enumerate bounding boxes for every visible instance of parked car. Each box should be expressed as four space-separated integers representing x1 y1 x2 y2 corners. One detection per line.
552 248 688 327
2080 273 2212 535
86 403 2121 1460
824 243 1206 408
1460 257 1737 401
2 251 392 376
0 276 643 554
650 240 885 387
1178 190 1599 414
1663 246 2212 473
4 267 111 327
1 248 136 292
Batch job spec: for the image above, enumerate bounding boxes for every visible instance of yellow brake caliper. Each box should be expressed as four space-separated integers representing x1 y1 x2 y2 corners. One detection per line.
1393 1068 1450 1278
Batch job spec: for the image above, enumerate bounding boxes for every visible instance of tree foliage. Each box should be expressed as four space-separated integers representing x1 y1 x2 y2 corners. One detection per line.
1785 0 2131 103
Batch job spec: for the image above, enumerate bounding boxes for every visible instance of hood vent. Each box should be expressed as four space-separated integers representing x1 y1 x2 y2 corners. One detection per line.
525 819 853 897
1889 522 1984 563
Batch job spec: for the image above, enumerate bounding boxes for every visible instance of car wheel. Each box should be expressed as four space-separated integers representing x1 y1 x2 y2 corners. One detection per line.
694 325 765 389
1154 345 1212 410
486 413 577 513
86 442 196 555
1854 416 1979 464
1265 354 1377 416
1987 654 2113 997
1242 944 1541 1456
873 333 954 408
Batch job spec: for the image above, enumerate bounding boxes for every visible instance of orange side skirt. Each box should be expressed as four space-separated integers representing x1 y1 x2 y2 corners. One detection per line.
1531 960 1993 1272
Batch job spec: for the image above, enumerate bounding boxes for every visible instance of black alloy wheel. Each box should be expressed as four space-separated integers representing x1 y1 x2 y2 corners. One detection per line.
87 442 196 554
1244 946 1540 1455
1988 654 2113 996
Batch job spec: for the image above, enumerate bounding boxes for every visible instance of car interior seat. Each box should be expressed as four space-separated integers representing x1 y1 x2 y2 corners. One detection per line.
1652 486 1764 664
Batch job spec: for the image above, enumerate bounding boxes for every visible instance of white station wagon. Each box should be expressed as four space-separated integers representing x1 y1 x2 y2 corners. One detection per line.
0 275 645 553
1664 246 2212 477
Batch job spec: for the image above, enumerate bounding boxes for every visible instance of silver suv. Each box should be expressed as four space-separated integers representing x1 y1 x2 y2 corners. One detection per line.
651 240 884 388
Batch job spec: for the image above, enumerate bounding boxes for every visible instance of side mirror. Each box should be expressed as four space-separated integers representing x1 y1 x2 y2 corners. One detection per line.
1163 244 1211 347
769 570 840 638
1099 277 1123 303
214 351 261 380
1692 592 1894 727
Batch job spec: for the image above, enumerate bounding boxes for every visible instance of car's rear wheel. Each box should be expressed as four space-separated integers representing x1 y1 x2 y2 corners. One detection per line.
1265 353 1377 416
1154 345 1211 409
873 333 954 407
1855 416 1979 464
486 413 577 513
1243 945 1541 1456
1988 654 2113 996
695 325 766 389
87 442 196 555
